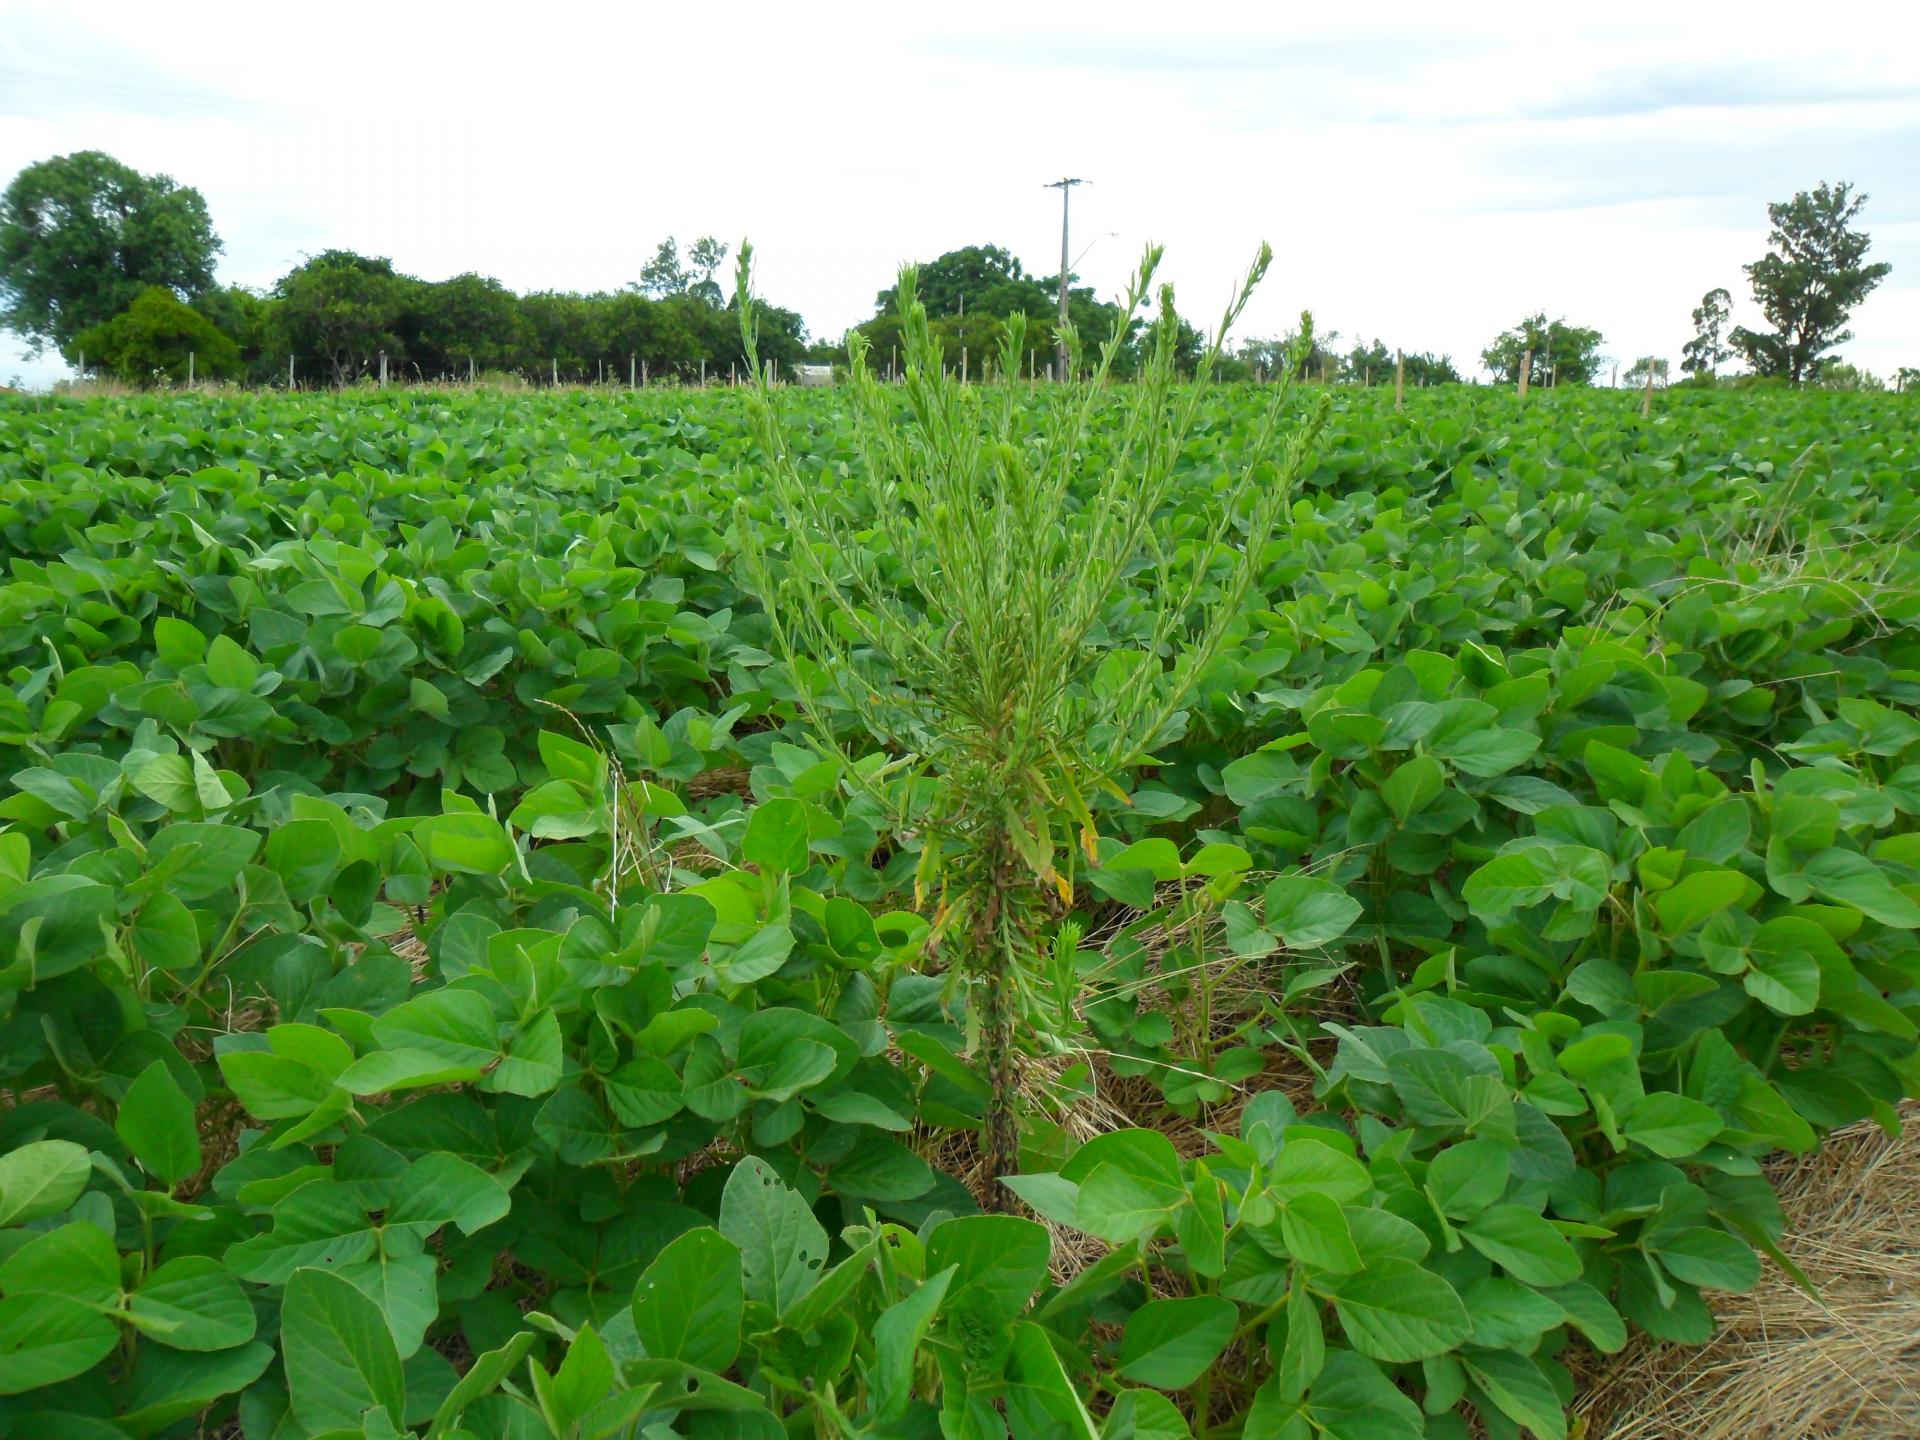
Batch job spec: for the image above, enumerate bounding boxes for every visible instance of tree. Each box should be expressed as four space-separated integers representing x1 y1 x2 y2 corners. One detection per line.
72 285 239 384
640 236 730 302
1730 183 1891 384
872 245 1049 319
858 244 1130 377
1342 337 1392 384
274 251 404 383
1402 352 1462 387
1 151 222 354
1680 287 1733 377
685 237 729 305
1481 313 1605 387
1622 355 1670 389
404 273 531 376
519 291 611 380
639 238 688 298
193 285 280 384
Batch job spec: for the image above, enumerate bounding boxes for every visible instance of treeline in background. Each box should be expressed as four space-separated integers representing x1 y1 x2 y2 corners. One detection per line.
4 151 1903 391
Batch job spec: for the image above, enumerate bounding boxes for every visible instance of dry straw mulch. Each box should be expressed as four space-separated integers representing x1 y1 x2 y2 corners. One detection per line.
1580 1106 1920 1440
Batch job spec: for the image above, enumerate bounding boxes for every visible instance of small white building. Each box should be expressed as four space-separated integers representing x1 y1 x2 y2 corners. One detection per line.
794 364 835 388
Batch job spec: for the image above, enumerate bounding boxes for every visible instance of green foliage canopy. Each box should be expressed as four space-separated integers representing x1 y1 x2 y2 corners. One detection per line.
1731 182 1891 384
1481 312 1607 387
71 285 240 383
0 150 222 354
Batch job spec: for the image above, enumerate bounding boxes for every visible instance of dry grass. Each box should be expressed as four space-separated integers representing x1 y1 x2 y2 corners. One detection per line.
1581 1106 1920 1440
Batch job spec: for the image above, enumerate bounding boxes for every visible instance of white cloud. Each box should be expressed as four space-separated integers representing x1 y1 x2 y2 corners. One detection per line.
3 0 1916 389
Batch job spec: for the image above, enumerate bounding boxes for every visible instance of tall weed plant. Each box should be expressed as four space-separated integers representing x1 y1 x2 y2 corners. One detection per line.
734 243 1328 1193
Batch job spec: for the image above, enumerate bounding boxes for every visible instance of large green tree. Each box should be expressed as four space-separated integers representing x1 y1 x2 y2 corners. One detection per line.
1730 182 1891 384
402 273 532 377
274 250 404 384
871 244 1050 319
72 285 239 384
1 151 222 354
1481 313 1606 387
858 244 1129 376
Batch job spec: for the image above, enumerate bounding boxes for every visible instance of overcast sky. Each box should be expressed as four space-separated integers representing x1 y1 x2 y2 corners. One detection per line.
3 0 1916 389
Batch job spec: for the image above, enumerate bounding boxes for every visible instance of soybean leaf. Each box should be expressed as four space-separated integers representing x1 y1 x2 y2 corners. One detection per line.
631 1227 744 1372
116 1060 201 1186
0 1140 91 1226
281 1266 407 1433
128 1256 257 1351
1117 1296 1237 1389
1329 1259 1472 1363
718 1156 827 1315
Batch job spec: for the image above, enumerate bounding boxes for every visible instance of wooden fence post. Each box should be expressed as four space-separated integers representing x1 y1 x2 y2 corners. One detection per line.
468 355 475 384
377 350 386 386
729 362 737 386
700 359 706 387
551 357 558 387
1642 362 1654 418
961 346 968 384
1395 350 1405 413
287 355 294 390
642 359 648 386
1518 348 1532 399
188 351 195 386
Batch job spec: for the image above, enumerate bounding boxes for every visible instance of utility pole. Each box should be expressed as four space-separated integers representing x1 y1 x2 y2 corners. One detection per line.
1045 177 1084 381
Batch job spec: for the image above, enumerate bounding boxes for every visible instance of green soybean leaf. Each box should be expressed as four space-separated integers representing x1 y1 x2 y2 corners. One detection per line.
742 798 809 874
370 989 499 1067
1117 1295 1237 1389
1280 1191 1362 1273
0 1139 92 1226
1263 875 1362 948
1425 1138 1510 1219
1382 755 1446 824
0 1222 120 1305
1103 1388 1193 1440
1461 1351 1567 1440
1800 848 1920 928
0 1293 118 1394
1651 1227 1762 1293
1004 1320 1101 1440
128 1256 257 1351
1624 1093 1724 1159
718 1156 827 1315
1330 1259 1472 1362
282 1266 407 1433
925 1214 1052 1329
871 1265 954 1425
116 1060 201 1186
1462 1206 1583 1286
119 1342 274 1432
1275 1278 1324 1400
1744 920 1824 1015
631 1227 744 1372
